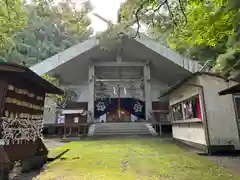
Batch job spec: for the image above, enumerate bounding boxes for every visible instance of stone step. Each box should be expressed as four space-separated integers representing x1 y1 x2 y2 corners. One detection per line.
94 123 147 126
94 127 147 130
94 126 148 129
89 122 156 136
95 126 147 129
94 126 149 130
94 129 149 132
95 124 146 126
94 132 152 136
94 130 150 133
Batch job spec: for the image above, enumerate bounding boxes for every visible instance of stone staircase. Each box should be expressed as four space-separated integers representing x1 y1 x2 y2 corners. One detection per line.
88 122 157 136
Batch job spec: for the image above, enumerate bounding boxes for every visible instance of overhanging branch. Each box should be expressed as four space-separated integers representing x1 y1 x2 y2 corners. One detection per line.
131 0 188 38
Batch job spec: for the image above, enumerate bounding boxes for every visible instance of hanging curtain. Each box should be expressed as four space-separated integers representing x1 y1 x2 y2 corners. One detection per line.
131 98 145 119
108 98 117 113
120 98 145 119
95 98 145 119
94 98 117 118
94 98 110 118
196 95 201 119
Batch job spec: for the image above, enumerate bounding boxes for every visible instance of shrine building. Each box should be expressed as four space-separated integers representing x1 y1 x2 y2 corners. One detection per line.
30 33 201 136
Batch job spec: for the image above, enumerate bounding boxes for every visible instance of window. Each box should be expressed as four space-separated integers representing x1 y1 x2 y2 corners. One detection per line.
74 117 79 123
183 96 200 119
172 104 183 121
171 95 201 121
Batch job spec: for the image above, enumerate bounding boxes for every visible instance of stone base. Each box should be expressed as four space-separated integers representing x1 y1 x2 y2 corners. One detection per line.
209 145 235 154
175 138 237 155
174 138 208 153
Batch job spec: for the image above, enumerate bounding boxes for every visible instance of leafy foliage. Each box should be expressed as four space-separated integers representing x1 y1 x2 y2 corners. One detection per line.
117 0 240 75
0 0 26 61
2 0 93 66
42 73 63 103
42 74 78 108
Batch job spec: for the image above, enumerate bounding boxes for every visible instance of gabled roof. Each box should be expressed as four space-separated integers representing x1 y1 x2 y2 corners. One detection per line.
159 72 230 97
30 32 201 76
0 62 63 95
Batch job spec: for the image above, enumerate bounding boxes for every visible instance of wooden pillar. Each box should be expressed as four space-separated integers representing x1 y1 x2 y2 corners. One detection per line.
144 62 152 120
159 124 162 136
63 126 66 138
88 64 95 122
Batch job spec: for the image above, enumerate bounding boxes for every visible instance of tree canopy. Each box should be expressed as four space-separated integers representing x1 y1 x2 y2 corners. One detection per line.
0 0 26 62
2 0 240 77
1 0 93 66
117 0 240 76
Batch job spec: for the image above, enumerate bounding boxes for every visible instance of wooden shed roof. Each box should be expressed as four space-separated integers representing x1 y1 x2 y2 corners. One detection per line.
0 62 63 95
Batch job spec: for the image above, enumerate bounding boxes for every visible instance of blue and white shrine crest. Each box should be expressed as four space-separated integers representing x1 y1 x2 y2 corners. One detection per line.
96 101 106 112
133 101 143 113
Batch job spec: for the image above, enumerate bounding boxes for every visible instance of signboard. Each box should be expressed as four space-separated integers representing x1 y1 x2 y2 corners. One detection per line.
57 115 65 124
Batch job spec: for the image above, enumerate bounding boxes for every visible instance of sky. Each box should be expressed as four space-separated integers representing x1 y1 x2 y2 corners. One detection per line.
26 0 126 33
28 0 143 33
88 0 126 33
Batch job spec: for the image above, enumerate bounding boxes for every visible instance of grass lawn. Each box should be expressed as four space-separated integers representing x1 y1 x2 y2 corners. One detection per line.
36 138 240 180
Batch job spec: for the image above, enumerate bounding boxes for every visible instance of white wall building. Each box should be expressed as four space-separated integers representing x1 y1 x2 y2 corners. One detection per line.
161 72 240 153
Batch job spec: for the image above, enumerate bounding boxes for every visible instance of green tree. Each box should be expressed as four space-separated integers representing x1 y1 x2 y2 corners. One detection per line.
0 0 26 61
42 73 78 108
117 0 240 75
5 0 93 66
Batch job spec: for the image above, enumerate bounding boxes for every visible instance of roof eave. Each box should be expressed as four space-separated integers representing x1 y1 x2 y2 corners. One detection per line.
0 62 63 95
218 84 240 95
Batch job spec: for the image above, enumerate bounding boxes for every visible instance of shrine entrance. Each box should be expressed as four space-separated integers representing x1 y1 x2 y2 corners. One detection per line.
107 108 131 122
94 98 145 122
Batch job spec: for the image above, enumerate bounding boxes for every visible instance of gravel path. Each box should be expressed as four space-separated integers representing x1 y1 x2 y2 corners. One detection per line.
43 138 66 149
208 155 240 175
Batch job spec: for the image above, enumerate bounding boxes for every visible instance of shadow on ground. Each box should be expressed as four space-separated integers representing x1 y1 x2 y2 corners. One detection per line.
10 168 41 180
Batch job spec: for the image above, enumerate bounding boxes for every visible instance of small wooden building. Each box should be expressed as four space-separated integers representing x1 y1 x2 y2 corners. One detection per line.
44 101 89 137
160 72 240 154
0 62 63 178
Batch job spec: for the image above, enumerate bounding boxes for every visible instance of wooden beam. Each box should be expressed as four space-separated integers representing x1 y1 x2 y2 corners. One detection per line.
94 61 145 67
95 78 142 82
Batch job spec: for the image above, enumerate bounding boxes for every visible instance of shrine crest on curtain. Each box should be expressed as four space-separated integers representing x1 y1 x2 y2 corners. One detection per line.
94 98 145 119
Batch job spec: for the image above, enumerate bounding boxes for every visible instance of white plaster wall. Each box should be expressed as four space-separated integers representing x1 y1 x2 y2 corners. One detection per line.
43 97 57 124
172 123 206 145
151 79 168 101
169 77 206 145
61 82 89 102
77 85 89 102
169 77 202 105
199 75 240 147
